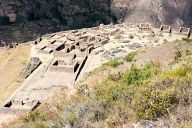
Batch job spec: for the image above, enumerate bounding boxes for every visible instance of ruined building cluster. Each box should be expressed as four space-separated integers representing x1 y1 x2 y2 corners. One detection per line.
0 22 191 122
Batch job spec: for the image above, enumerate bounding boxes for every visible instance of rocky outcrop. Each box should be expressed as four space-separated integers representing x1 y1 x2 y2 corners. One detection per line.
20 57 41 79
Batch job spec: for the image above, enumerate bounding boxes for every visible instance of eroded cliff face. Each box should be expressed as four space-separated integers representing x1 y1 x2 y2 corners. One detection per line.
0 0 114 42
111 0 192 27
0 0 192 43
0 0 113 27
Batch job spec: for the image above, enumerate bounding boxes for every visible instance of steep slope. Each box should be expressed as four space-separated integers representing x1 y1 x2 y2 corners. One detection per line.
111 0 192 27
0 0 113 43
0 0 192 43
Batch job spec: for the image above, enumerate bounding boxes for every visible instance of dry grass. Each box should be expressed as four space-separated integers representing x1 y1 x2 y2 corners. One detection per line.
0 44 31 104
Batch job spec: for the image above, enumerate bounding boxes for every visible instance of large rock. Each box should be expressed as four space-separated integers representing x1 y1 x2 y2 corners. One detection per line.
20 57 41 79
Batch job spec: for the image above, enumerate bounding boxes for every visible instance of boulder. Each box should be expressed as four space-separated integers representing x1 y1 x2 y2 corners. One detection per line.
20 57 41 79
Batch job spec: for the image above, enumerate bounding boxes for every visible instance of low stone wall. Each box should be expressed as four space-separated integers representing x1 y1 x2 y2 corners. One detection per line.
0 100 40 115
0 108 30 115
160 25 171 33
50 60 79 73
179 27 191 38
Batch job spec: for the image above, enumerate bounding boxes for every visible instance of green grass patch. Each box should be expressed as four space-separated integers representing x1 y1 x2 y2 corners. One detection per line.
23 110 46 122
124 52 137 62
122 62 159 85
182 38 192 43
102 59 123 68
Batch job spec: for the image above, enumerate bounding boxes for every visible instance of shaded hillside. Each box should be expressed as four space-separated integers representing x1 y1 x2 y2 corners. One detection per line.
111 0 192 27
0 0 114 43
0 0 192 43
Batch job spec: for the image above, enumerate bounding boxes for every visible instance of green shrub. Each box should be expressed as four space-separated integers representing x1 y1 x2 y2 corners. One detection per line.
182 38 192 43
34 123 48 128
103 59 123 68
122 65 141 85
122 63 158 85
173 66 188 77
131 86 179 120
124 52 137 62
24 110 46 122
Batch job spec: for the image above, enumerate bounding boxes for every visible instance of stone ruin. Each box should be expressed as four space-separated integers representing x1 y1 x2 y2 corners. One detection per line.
178 27 191 38
46 26 112 75
50 59 80 73
51 41 93 74
138 23 152 32
0 100 40 115
38 40 65 54
32 37 42 45
160 25 172 33
1 22 192 124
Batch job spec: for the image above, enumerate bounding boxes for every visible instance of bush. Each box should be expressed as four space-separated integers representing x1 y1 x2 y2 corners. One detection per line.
129 34 134 39
172 66 188 77
103 59 123 68
24 110 46 122
182 38 192 43
122 63 158 85
34 123 48 128
131 86 179 120
124 52 137 62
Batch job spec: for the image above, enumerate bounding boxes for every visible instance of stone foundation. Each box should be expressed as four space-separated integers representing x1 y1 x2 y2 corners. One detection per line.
160 25 172 33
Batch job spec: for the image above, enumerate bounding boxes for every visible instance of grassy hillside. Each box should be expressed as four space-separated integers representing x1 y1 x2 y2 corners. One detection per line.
0 44 30 104
6 42 192 128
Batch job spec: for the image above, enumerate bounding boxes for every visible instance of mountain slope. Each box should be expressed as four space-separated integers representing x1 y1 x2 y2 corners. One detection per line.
111 0 192 27
0 0 192 43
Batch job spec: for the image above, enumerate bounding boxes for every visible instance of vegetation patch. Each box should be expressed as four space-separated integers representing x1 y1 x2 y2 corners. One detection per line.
124 52 137 62
182 38 192 44
122 62 159 85
9 55 192 128
102 59 123 68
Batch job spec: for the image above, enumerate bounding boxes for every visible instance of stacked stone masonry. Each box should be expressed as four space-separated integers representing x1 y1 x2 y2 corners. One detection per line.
179 27 191 38
160 25 172 33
